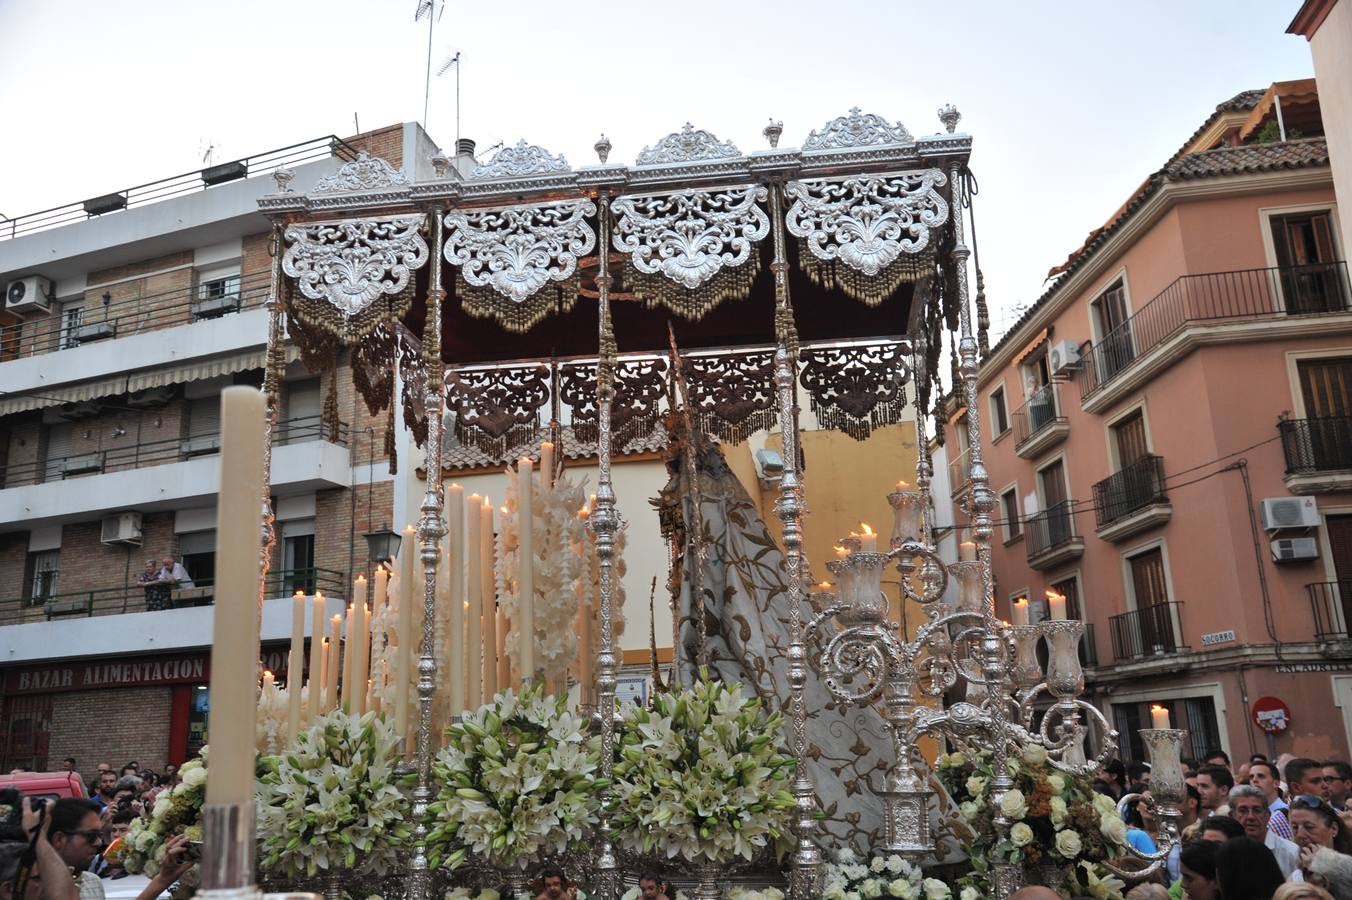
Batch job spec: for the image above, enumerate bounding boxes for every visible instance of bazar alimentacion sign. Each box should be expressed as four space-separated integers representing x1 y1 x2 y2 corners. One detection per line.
3 645 299 694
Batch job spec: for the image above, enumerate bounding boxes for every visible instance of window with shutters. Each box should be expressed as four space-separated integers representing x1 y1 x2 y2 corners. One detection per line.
1125 544 1178 654
281 378 321 445
184 396 222 457
1111 410 1149 470
1091 280 1135 379
1270 210 1343 313
989 386 1009 436
282 518 316 594
1295 358 1352 471
42 423 72 482
60 305 83 350
1001 487 1022 541
25 550 59 605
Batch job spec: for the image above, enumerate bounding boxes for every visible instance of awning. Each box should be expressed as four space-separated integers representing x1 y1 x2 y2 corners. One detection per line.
0 346 299 417
1013 328 1050 366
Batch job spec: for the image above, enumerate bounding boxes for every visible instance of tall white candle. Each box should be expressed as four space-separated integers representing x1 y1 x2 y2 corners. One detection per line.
287 591 305 744
466 494 483 705
1047 590 1067 621
518 458 535 683
205 386 265 809
353 603 370 715
959 541 977 561
1011 597 1030 628
447 486 466 716
395 528 417 741
325 614 342 711
858 524 877 553
341 600 358 710
480 499 496 703
262 670 274 691
540 441 555 487
1150 705 1171 730
307 592 325 722
317 639 329 712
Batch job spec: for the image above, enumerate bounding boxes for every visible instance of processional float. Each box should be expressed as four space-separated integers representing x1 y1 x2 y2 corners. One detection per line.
196 106 1189 900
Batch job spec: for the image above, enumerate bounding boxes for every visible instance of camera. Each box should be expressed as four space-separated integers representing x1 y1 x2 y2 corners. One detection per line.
0 789 31 843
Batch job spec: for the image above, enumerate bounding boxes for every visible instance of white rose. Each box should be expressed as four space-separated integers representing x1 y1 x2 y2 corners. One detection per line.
887 880 914 899
960 888 981 900
1049 796 1068 824
885 854 904 875
999 788 1028 820
1047 774 1067 796
182 765 207 788
1092 792 1118 817
966 775 987 797
1022 744 1048 766
1099 813 1128 845
922 878 951 900
871 856 887 873
1054 828 1082 858
1010 822 1034 846
960 801 980 822
151 796 171 818
946 752 968 767
861 881 883 900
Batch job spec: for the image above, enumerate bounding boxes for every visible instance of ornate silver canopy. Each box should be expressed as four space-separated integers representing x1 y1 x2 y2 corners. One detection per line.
281 216 429 315
471 140 571 180
802 108 914 151
635 123 740 166
443 200 597 302
312 150 410 193
611 185 769 290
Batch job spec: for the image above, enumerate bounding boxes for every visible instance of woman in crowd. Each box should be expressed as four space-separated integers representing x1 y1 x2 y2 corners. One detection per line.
1215 837 1287 900
1292 794 1352 899
1180 840 1222 900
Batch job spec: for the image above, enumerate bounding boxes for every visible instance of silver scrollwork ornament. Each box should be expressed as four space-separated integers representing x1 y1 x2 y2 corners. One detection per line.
471 140 571 179
611 186 768 290
802 107 913 151
444 200 597 303
785 172 949 275
312 150 411 192
281 217 430 316
635 123 740 165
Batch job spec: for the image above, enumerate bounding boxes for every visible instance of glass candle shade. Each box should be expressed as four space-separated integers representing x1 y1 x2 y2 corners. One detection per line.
826 559 856 624
1009 624 1044 690
1041 619 1084 700
949 560 984 615
888 489 926 549
1139 728 1187 808
844 551 889 624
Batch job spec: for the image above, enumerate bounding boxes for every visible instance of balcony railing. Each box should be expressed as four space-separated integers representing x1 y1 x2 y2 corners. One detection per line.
1025 500 1078 561
0 416 348 489
1279 416 1352 474
1079 262 1351 398
0 270 272 360
1109 601 1186 661
0 136 358 242
1092 455 1168 530
1309 581 1352 641
1012 383 1065 448
948 445 972 494
1 567 346 626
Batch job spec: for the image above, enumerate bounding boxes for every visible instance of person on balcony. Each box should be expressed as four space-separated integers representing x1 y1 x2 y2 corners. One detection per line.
137 561 171 612
156 556 194 598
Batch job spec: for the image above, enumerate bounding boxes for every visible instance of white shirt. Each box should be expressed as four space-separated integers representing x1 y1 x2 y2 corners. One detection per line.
160 562 194 589
1266 829 1301 879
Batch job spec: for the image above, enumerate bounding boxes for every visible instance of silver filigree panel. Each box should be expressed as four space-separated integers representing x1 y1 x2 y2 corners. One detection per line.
611 186 769 289
281 216 429 316
312 151 411 193
635 123 739 165
471 140 570 179
785 171 948 275
802 108 913 151
444 200 597 302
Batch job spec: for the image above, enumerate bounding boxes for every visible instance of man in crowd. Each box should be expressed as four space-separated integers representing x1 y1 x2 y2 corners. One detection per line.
1200 814 1246 844
1166 785 1204 880
1229 784 1300 879
534 865 577 900
49 798 192 900
637 872 672 900
1248 760 1294 840
1 798 79 900
1126 761 1152 787
89 771 118 812
61 758 76 773
1204 749 1232 770
1196 764 1234 817
1325 759 1352 810
158 558 193 590
1287 757 1333 802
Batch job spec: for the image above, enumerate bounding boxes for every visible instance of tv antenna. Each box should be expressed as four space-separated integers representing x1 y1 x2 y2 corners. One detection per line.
436 50 462 144
199 139 216 167
415 0 446 130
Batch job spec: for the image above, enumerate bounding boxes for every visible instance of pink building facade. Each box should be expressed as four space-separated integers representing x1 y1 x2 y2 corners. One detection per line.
947 85 1352 764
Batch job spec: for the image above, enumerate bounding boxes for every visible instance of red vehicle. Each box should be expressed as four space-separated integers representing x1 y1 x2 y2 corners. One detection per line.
0 771 88 800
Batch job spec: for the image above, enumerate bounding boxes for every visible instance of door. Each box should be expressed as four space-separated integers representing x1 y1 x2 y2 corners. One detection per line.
1298 359 1352 469
1038 460 1071 548
281 378 321 445
1093 282 1134 379
43 423 72 482
0 695 53 772
1272 211 1342 313
1129 548 1175 654
1329 516 1352 634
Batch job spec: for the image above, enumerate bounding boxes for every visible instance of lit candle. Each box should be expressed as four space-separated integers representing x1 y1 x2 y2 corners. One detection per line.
834 545 850 559
325 614 341 711
307 592 325 722
206 386 265 810
317 639 329 711
466 493 483 705
395 527 417 741
896 480 911 490
352 603 370 715
1012 597 1030 627
1046 590 1067 621
341 602 357 710
858 523 877 553
1150 704 1171 730
960 541 977 561
518 457 535 683
262 670 274 691
481 499 497 703
540 441 555 487
446 487 466 717
373 566 389 632
287 591 305 744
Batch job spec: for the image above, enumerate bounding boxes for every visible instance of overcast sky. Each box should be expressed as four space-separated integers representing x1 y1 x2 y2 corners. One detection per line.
0 0 1315 340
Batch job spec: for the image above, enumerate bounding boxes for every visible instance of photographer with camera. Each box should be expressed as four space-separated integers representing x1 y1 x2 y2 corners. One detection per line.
48 799 191 900
0 793 78 900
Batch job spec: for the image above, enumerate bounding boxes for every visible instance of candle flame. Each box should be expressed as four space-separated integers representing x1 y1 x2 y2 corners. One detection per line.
263 670 273 678
833 545 849 557
1013 597 1028 606
404 524 416 534
469 493 481 501
294 589 306 598
819 582 832 590
1045 590 1065 601
860 523 875 536
355 574 366 582
1151 704 1166 713
501 506 508 514
315 591 324 601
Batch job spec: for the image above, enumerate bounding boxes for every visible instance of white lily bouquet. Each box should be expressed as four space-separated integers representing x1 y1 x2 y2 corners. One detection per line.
256 710 413 879
611 674 796 864
821 848 951 900
119 754 208 881
428 684 601 871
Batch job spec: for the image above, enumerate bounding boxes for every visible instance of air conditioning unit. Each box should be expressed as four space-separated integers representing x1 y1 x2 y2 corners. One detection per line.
1259 496 1320 531
1049 340 1082 375
100 511 143 546
5 276 54 315
1271 537 1319 563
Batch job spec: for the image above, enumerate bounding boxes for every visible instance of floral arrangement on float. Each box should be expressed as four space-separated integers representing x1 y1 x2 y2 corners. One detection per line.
610 674 796 873
255 710 413 880
427 684 601 874
119 754 209 894
821 848 951 900
935 745 1130 899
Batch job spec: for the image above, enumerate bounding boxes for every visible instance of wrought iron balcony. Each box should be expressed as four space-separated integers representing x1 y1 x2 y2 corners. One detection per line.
1079 262 1351 400
1025 500 1084 569
1012 383 1068 458
1109 601 1186 661
1092 455 1171 540
1308 581 1352 642
1280 416 1352 474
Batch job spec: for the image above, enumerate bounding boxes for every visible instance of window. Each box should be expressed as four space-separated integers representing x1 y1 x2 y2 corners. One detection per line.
1034 459 1073 548
184 396 222 456
25 551 59 605
42 423 72 483
281 378 322 444
1091 280 1134 379
193 271 242 320
1271 210 1342 313
1110 409 1149 470
282 518 316 594
1050 574 1082 620
179 530 216 588
1112 695 1220 762
1001 488 1022 541
60 305 83 350
989 386 1009 436
1126 545 1178 654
